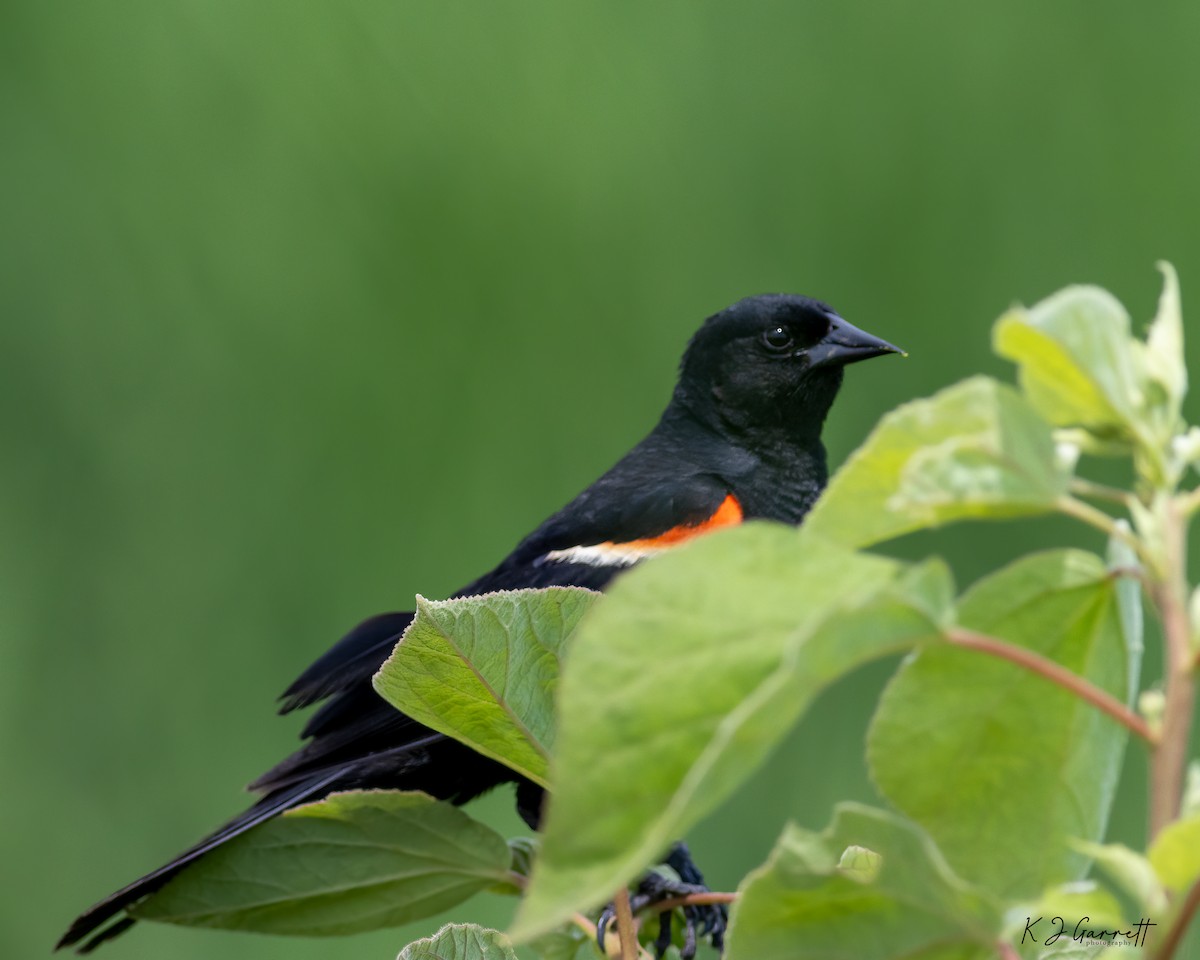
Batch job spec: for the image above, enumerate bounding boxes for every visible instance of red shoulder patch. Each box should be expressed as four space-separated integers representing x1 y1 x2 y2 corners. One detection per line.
542 494 744 567
619 493 743 549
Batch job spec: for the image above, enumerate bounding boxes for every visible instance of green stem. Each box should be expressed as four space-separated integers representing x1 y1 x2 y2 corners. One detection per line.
1149 499 1194 839
946 628 1157 744
1070 477 1135 506
1057 495 1145 557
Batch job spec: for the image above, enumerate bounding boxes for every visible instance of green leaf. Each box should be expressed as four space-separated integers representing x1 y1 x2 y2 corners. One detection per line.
868 550 1131 898
528 928 604 960
1014 880 1128 939
1148 812 1200 893
374 588 598 787
490 837 539 896
133 791 512 936
1139 261 1187 436
992 286 1141 441
805 376 1067 548
1070 841 1167 916
723 805 1000 960
507 836 538 881
510 524 952 940
398 923 519 960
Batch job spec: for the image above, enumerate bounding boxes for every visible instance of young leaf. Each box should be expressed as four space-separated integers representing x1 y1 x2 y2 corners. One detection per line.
1139 261 1186 437
133 791 513 935
868 551 1132 899
804 376 1067 548
398 923 519 960
373 588 598 787
724 805 1000 960
1070 840 1168 916
992 285 1142 442
1147 812 1200 893
510 524 952 940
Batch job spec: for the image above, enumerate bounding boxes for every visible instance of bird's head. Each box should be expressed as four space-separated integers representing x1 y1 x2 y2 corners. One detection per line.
673 293 903 446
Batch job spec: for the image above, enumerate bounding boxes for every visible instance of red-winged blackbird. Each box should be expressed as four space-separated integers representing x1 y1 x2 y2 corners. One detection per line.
59 294 901 955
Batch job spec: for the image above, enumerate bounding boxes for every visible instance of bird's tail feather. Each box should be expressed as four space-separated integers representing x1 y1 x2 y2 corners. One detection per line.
56 769 344 953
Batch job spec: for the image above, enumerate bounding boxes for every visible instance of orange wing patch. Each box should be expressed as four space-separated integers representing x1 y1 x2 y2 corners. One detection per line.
620 493 744 549
542 494 743 567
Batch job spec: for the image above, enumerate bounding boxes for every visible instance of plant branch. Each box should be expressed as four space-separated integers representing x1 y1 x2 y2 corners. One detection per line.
1057 495 1145 559
1149 498 1194 838
995 941 1021 960
643 892 739 915
612 887 639 960
946 628 1158 744
1152 875 1200 960
1070 477 1134 506
1178 486 1200 518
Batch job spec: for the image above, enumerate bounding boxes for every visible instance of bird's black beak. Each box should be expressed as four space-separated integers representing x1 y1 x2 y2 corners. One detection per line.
807 317 905 369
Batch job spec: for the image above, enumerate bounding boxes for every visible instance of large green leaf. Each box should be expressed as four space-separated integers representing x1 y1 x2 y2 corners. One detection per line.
804 376 1067 548
992 285 1141 441
374 588 598 787
867 550 1133 898
724 805 999 960
398 923 518 960
133 791 512 935
510 524 952 940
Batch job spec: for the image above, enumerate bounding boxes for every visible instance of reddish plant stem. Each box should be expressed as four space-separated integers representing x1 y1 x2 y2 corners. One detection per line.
645 892 739 914
945 628 1157 744
612 887 639 960
1153 875 1200 960
1149 500 1194 839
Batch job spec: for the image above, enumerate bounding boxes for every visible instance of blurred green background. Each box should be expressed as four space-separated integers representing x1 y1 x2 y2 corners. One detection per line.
5 1 1200 957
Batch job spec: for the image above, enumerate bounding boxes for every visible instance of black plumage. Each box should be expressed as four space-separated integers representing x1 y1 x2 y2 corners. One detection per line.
58 294 900 953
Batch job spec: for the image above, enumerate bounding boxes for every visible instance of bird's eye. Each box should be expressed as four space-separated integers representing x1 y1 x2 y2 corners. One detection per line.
761 326 795 353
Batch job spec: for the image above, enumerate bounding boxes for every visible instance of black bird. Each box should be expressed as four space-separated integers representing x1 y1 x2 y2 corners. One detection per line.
58 294 901 955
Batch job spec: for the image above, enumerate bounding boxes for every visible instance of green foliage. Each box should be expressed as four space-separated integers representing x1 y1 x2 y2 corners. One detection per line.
511 528 950 937
1070 840 1167 917
868 550 1133 897
134 791 513 936
993 286 1143 443
804 377 1068 548
724 805 1000 960
1148 813 1200 893
374 588 598 787
526 928 605 960
396 924 517 960
129 266 1200 960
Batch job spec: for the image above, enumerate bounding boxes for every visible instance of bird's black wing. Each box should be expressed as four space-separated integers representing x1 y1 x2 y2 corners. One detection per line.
478 461 741 583
278 611 415 715
252 469 738 795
